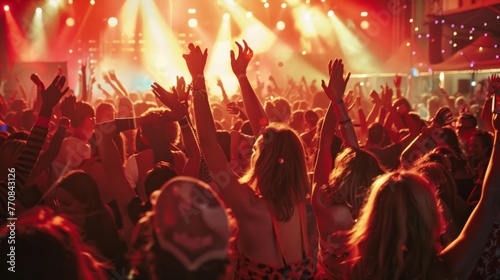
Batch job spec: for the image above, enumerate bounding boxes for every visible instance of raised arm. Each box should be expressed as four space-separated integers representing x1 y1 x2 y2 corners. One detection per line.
108 70 128 97
216 76 230 106
0 75 68 221
80 62 88 102
394 74 402 99
440 113 500 278
366 90 381 125
94 120 136 214
30 74 45 116
313 102 336 198
231 40 269 137
103 72 127 98
480 74 499 133
186 43 257 214
151 76 201 178
321 59 358 148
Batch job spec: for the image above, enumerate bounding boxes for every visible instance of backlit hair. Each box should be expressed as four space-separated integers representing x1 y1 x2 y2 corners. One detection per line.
322 148 385 219
346 171 445 279
240 123 309 222
412 162 458 220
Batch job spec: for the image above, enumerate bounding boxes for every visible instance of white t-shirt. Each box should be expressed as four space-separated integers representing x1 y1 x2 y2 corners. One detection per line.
52 136 91 178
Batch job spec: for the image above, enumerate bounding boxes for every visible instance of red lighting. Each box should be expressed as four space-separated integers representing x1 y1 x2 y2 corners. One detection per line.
4 5 9 11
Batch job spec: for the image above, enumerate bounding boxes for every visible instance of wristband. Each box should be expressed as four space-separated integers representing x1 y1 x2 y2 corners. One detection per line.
178 117 189 127
115 118 136 132
193 88 208 99
237 74 247 80
338 119 352 125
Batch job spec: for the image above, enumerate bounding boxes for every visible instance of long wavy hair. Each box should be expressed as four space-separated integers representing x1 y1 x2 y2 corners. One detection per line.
322 148 385 219
346 171 445 280
412 162 459 222
139 109 179 165
240 123 309 222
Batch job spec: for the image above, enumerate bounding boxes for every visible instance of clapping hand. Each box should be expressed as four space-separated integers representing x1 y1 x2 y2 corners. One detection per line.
230 40 253 76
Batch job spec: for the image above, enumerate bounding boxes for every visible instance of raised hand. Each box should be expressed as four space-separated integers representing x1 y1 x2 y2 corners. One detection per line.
40 75 69 114
216 76 224 88
381 84 393 109
80 62 87 73
175 76 189 105
183 43 208 79
230 40 253 76
226 101 241 115
344 90 354 108
151 82 187 121
30 74 45 91
370 90 381 104
102 73 111 84
394 74 402 88
321 59 351 103
487 73 500 95
108 70 118 81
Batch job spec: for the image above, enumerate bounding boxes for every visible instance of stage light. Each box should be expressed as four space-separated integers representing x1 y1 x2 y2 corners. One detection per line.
327 10 334 17
264 3 269 8
188 8 196 14
68 0 73 4
246 11 252 18
36 7 42 14
223 13 230 20
90 0 95 5
281 3 287 8
66 17 75 26
360 20 369 30
276 21 285 30
50 0 59 7
108 17 118 27
360 11 368 17
3 5 9 11
188 18 198 28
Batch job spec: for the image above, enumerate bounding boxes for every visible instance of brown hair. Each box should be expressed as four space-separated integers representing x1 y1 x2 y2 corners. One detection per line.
346 171 444 279
240 123 309 222
322 148 385 219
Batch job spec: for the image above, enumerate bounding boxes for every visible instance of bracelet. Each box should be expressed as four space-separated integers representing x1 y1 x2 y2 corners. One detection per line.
237 74 247 80
178 117 189 127
338 119 352 125
193 88 208 99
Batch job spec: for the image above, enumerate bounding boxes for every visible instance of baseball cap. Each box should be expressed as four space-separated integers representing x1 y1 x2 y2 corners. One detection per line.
152 176 230 271
455 113 477 129
432 107 456 127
